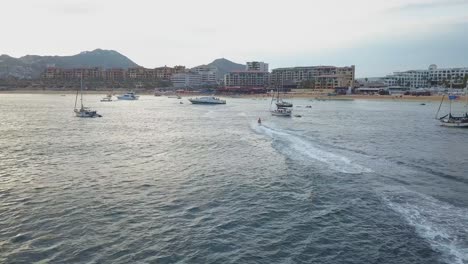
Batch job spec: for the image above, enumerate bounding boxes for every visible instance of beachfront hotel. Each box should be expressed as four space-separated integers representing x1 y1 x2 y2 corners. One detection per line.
382 64 468 88
224 61 270 87
41 65 187 81
224 71 270 87
271 65 355 89
191 65 218 85
170 72 202 88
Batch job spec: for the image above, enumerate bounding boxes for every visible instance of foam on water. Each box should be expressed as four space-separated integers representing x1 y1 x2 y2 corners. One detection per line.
380 187 468 264
252 123 372 174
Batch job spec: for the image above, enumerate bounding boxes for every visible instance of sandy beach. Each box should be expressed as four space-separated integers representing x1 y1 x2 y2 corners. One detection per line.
1 89 466 102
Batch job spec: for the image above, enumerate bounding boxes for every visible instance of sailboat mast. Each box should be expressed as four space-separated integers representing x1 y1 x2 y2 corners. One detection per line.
449 81 452 115
465 85 468 114
74 85 79 110
80 74 84 108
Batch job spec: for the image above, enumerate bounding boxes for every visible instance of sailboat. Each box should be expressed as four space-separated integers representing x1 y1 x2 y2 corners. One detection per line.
270 82 292 117
74 75 102 118
275 81 293 108
435 83 468 127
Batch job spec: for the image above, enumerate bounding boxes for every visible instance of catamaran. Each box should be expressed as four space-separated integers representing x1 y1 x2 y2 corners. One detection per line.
74 75 102 118
436 85 468 127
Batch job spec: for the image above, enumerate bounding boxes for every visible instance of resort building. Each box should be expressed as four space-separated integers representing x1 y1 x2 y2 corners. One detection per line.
42 67 105 79
246 61 269 72
191 65 218 85
42 65 188 82
224 71 270 87
383 64 468 88
271 65 355 89
105 68 126 81
171 72 202 88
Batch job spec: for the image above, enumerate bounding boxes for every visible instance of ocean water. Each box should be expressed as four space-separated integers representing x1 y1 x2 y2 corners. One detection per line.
0 94 467 264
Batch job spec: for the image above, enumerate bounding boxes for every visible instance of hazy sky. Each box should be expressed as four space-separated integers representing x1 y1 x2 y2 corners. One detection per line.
2 0 468 77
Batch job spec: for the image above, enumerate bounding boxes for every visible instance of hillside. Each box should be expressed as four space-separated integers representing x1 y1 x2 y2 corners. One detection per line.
206 58 245 79
0 49 139 79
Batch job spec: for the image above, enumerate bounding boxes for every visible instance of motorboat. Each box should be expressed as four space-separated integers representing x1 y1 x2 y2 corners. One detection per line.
100 94 113 102
271 107 292 117
188 96 226 104
117 92 139 100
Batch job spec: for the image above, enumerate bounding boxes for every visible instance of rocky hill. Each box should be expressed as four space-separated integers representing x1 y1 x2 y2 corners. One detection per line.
206 58 245 79
0 49 139 79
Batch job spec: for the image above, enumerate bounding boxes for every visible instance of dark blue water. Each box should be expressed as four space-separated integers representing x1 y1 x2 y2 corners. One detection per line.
1 94 467 263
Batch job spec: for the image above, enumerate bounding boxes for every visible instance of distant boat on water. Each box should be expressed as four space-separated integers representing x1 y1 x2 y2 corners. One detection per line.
74 75 102 118
188 96 226 104
117 92 139 100
100 93 113 102
101 87 114 102
315 96 354 101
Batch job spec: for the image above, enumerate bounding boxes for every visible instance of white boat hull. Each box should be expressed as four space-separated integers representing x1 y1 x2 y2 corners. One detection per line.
188 96 226 104
74 109 101 118
271 110 292 117
440 120 468 127
117 96 139 100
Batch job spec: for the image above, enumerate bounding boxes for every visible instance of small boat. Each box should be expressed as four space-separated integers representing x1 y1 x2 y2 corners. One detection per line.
117 92 139 100
271 107 292 117
305 105 312 108
74 75 102 118
420 103 426 105
188 96 226 104
294 114 302 118
258 118 262 124
315 96 354 101
100 94 113 102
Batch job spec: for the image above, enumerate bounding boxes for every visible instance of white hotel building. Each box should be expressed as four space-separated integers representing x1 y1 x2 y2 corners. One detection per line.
383 64 468 88
246 61 269 72
191 65 218 85
224 61 270 87
171 72 202 88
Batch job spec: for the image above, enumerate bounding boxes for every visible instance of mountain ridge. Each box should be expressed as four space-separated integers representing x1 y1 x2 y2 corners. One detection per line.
0 49 139 79
206 58 245 79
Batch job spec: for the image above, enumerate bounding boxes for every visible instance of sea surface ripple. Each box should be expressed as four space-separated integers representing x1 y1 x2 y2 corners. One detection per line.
0 94 467 263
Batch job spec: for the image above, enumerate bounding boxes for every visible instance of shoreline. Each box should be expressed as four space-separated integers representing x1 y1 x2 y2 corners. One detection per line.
1 90 466 102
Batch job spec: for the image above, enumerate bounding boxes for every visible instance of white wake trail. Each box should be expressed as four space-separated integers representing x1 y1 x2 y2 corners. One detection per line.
252 123 372 174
